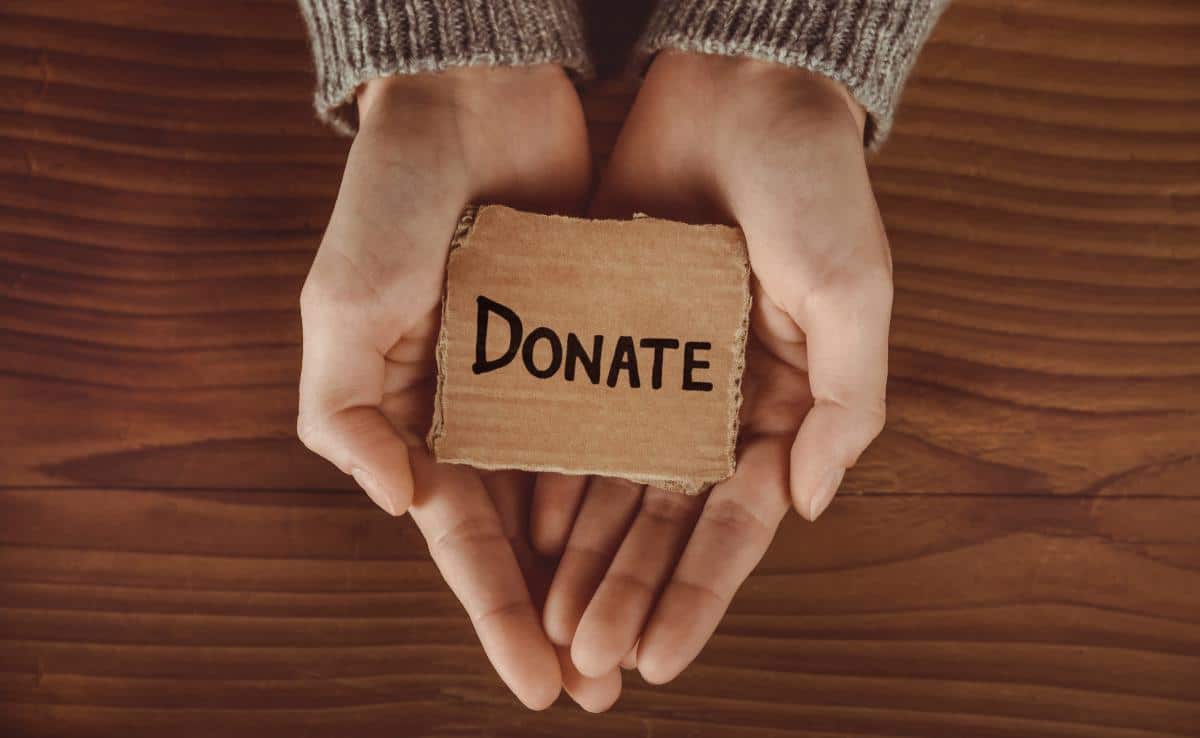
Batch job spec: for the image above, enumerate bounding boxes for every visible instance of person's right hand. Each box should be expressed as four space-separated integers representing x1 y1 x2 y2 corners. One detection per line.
297 66 619 711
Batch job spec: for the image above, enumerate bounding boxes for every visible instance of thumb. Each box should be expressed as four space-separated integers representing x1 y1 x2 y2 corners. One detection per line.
298 291 416 516
787 272 891 521
789 399 885 522
297 405 414 516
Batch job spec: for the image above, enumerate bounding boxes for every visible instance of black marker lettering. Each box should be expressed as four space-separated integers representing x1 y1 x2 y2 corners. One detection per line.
682 341 713 391
472 295 718 392
638 338 680 390
565 333 603 384
473 296 522 375
606 336 641 388
521 327 563 379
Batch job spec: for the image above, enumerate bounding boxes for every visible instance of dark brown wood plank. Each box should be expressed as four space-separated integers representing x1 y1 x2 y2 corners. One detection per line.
1 489 1197 737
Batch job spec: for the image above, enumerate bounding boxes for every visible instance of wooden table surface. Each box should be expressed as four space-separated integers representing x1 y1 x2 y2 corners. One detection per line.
2 1 1198 736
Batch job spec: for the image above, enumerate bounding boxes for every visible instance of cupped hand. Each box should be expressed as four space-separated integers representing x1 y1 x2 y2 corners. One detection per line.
297 66 618 711
530 52 893 685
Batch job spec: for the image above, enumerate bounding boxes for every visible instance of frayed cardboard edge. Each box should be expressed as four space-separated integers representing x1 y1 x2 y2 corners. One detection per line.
427 204 751 494
426 454 717 494
427 204 478 457
725 238 752 489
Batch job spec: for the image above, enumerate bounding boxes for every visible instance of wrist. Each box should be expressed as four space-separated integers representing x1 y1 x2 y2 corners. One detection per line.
355 70 475 133
648 51 868 141
356 65 578 134
352 65 589 211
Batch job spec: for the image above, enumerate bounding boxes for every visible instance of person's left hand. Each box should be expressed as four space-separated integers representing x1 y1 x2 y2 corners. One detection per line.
529 51 893 685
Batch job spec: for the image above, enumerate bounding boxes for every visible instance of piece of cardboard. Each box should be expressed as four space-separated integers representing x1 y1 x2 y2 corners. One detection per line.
428 205 750 493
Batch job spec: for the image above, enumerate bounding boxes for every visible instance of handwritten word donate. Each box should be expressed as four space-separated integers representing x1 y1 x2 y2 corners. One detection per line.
472 296 713 392
430 205 748 493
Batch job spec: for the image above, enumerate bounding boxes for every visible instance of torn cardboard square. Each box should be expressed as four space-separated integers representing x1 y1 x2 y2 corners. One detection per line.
428 205 751 494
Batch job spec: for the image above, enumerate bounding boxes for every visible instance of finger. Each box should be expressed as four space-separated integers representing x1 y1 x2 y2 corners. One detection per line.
789 269 891 520
408 454 560 710
297 317 413 516
484 470 532 541
530 472 588 558
558 647 621 714
636 437 791 685
542 477 643 646
571 488 702 677
620 643 638 671
484 470 547 598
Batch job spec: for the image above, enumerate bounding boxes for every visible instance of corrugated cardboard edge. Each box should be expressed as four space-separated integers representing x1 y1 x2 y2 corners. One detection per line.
427 204 752 495
722 240 752 491
426 204 478 457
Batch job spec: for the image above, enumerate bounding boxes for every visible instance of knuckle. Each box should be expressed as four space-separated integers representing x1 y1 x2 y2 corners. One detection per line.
295 413 326 454
701 498 771 538
802 257 893 318
867 401 887 436
672 576 728 606
603 569 657 594
298 274 325 318
469 598 528 628
847 401 887 464
844 261 893 307
639 491 698 525
868 400 888 436
429 515 506 558
299 251 383 325
300 275 358 320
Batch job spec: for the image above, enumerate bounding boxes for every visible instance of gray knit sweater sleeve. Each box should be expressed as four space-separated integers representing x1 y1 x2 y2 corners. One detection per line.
635 0 949 148
297 0 592 134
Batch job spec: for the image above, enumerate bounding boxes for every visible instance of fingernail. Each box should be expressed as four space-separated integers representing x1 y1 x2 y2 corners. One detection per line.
809 467 845 521
352 467 397 516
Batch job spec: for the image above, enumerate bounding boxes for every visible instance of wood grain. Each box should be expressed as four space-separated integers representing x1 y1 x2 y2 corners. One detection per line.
2 489 1198 737
1 0 1198 736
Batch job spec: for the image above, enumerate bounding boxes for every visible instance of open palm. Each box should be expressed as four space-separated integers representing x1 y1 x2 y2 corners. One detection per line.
297 66 619 711
530 52 893 684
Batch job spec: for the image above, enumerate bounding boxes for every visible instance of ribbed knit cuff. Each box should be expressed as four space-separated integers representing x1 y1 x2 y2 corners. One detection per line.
634 0 947 150
298 0 593 134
